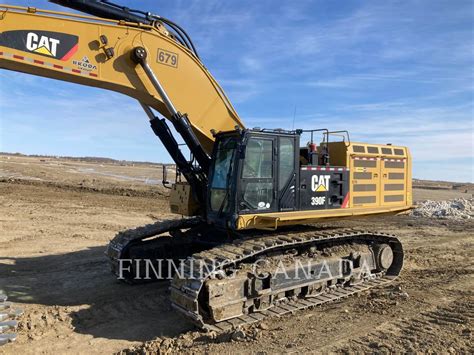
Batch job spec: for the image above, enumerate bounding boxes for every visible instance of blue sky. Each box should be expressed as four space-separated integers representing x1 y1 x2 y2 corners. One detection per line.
0 0 473 182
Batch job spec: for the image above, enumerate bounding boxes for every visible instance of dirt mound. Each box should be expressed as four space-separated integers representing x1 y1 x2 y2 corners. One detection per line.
0 177 168 198
410 198 473 220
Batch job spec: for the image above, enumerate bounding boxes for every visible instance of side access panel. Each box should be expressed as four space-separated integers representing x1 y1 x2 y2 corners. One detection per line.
350 156 380 207
380 148 409 206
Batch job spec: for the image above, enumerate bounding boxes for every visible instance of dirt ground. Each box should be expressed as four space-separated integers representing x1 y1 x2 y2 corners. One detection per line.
0 154 472 354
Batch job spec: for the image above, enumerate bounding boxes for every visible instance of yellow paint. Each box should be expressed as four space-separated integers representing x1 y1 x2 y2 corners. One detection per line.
236 205 412 230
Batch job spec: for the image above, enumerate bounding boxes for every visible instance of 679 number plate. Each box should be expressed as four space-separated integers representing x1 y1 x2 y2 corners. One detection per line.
157 48 178 68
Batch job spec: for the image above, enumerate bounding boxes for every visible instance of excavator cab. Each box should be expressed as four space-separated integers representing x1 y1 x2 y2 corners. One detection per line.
208 129 297 229
208 129 315 229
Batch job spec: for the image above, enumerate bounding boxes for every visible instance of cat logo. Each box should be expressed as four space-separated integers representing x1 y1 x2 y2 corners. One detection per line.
0 30 79 61
26 32 60 57
311 175 330 192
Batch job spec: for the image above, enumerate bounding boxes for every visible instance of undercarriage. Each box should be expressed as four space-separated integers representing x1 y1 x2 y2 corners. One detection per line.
106 219 403 331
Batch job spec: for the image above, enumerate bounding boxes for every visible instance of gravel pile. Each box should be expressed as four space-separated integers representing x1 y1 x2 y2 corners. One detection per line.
410 198 473 220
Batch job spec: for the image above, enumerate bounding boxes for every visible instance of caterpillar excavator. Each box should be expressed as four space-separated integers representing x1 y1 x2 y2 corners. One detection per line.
0 0 413 343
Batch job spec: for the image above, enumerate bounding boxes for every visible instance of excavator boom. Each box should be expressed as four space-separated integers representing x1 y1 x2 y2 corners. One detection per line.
0 4 244 154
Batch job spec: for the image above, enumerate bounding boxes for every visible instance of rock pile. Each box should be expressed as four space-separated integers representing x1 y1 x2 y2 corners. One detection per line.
410 198 473 220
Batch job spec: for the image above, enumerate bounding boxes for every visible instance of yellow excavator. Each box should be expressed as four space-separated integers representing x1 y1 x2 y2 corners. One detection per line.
0 0 412 339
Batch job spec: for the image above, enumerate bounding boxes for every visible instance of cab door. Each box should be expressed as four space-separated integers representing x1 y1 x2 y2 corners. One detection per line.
238 136 277 213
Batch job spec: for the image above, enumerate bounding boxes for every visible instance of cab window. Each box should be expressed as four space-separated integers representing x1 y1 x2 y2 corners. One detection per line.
240 138 274 211
242 139 273 178
279 137 294 189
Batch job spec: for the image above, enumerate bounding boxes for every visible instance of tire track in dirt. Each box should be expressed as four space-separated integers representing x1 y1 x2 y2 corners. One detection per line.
320 243 474 354
336 299 473 353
